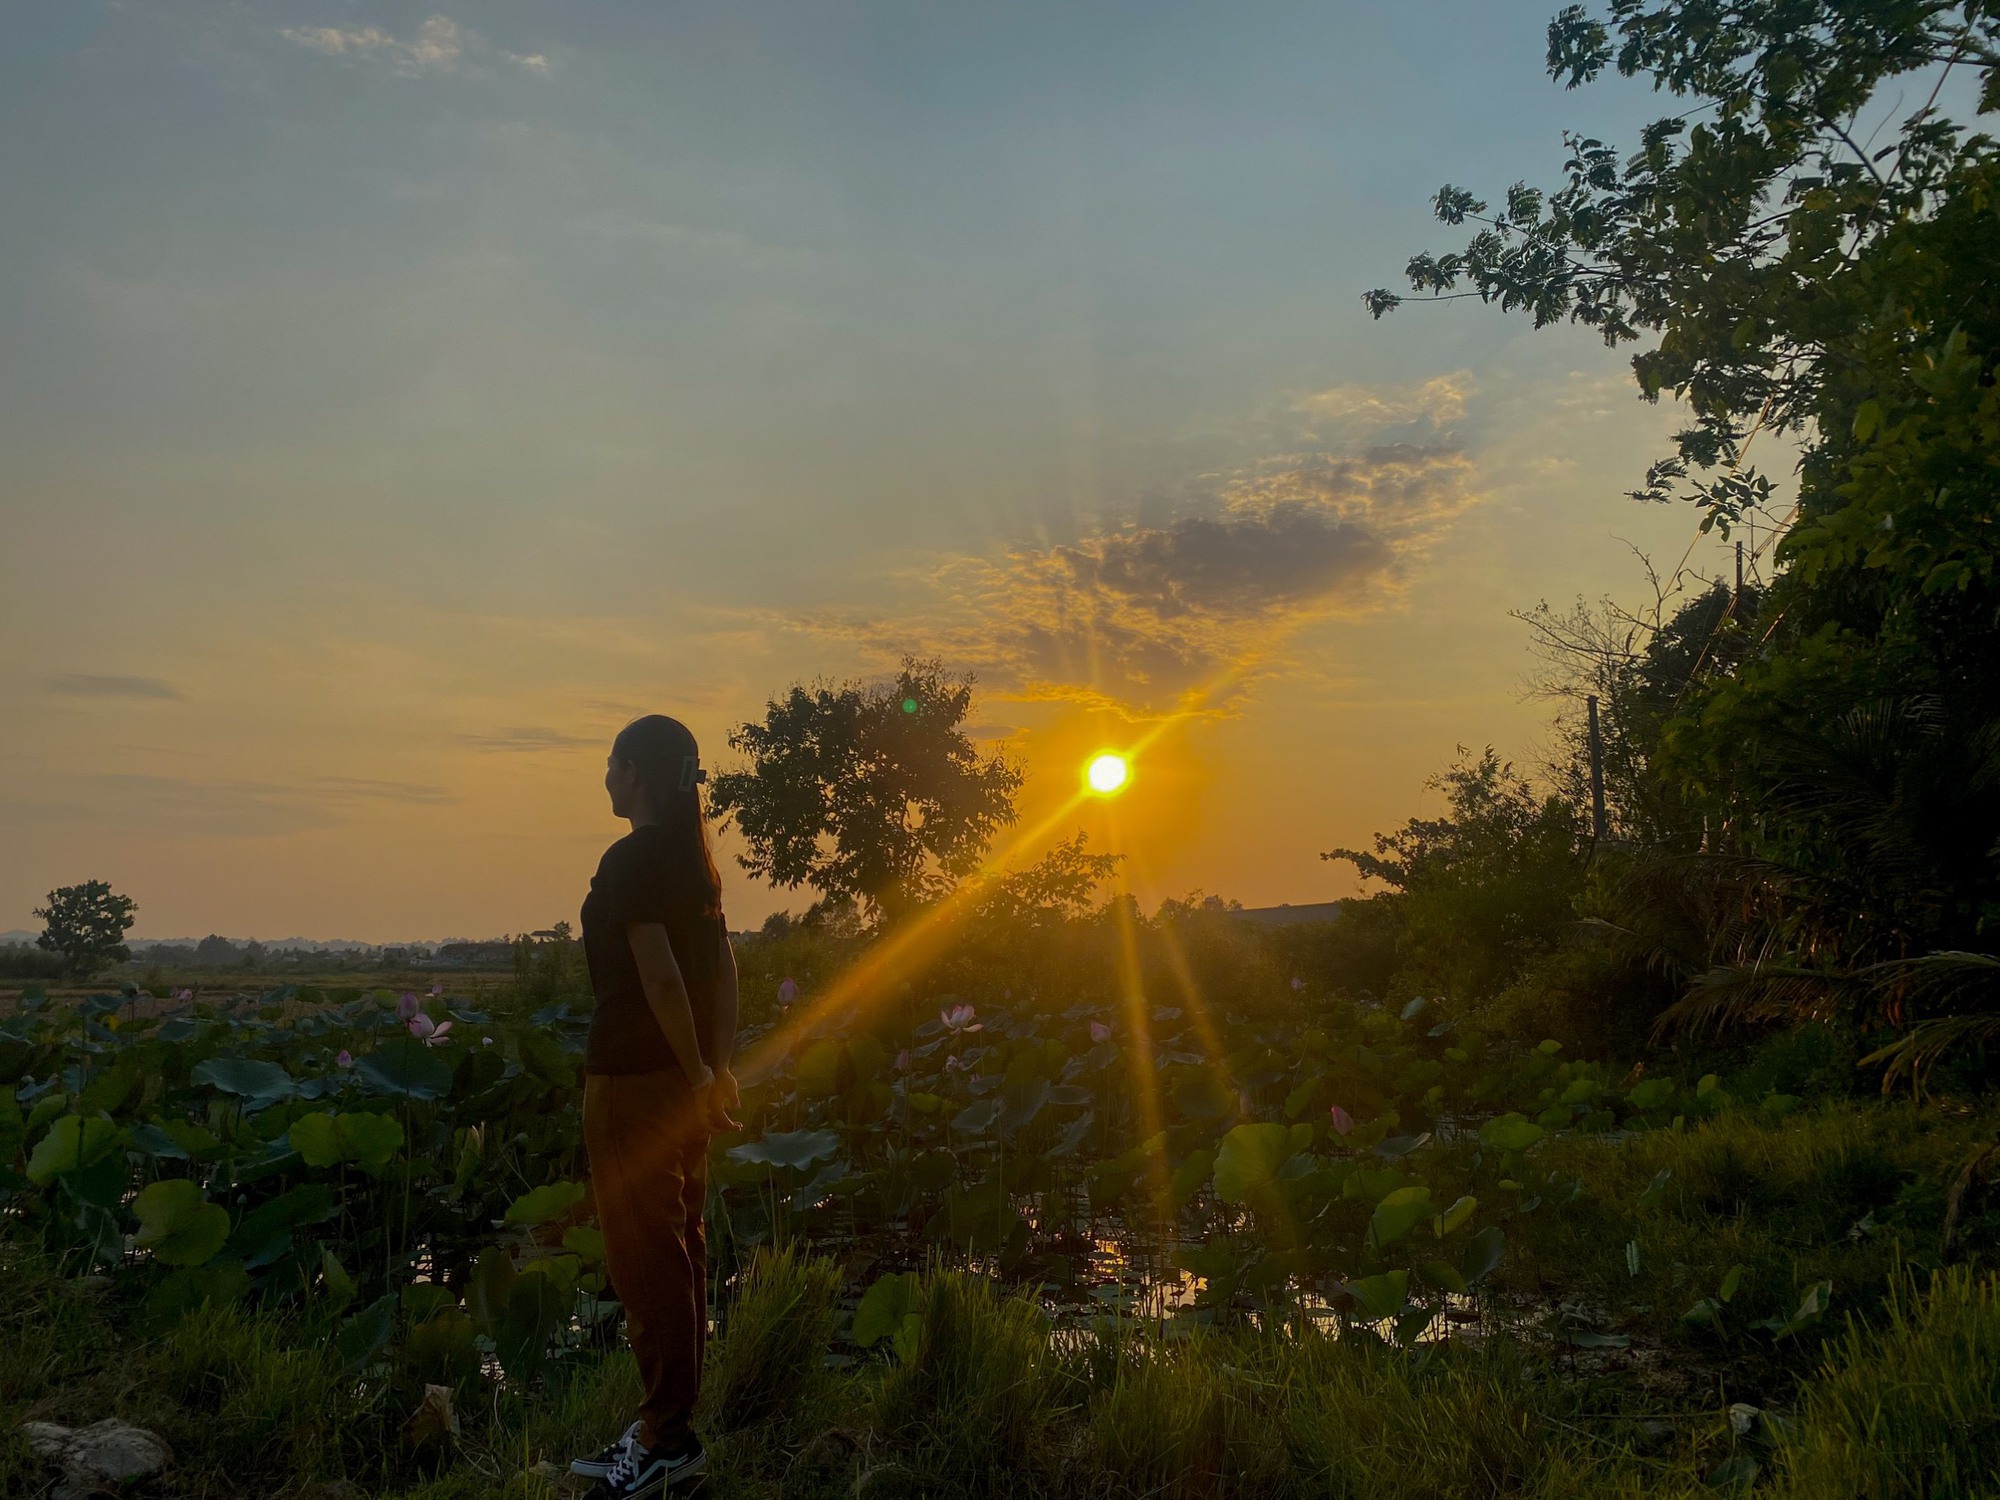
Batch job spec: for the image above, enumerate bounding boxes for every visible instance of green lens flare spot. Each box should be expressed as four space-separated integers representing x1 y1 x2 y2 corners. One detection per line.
901 698 919 714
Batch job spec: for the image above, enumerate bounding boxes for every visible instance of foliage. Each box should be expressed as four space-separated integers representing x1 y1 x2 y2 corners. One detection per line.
711 659 1025 921
34 880 138 980
1324 749 1590 1005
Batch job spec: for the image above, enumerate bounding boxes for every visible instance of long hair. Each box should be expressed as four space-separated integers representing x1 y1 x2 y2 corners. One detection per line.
611 715 724 922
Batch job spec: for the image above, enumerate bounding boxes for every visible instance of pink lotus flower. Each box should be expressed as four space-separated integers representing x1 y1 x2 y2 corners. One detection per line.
945 1054 968 1073
895 1050 912 1071
407 1014 454 1046
483 1036 494 1046
1089 1021 1113 1045
941 1003 980 1034
777 977 799 1006
173 988 194 1001
429 983 443 997
1329 1104 1354 1136
396 991 420 1020
1291 977 1306 992
335 1049 354 1069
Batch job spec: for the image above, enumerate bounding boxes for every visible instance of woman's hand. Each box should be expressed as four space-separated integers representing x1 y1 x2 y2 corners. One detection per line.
702 1067 741 1133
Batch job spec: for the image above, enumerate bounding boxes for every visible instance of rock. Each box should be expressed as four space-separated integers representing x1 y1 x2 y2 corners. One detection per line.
22 1418 172 1498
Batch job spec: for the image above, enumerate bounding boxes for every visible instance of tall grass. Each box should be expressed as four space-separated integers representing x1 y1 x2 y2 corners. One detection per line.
874 1268 1066 1486
1772 1266 2000 1499
701 1244 844 1432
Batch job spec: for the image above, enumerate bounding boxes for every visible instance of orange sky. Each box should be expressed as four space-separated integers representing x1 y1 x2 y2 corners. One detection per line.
0 2 1745 942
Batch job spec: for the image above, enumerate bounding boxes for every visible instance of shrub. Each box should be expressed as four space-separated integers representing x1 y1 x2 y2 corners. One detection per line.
700 1245 842 1432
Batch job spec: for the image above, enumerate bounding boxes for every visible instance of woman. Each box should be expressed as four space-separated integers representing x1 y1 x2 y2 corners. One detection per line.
569 715 739 1499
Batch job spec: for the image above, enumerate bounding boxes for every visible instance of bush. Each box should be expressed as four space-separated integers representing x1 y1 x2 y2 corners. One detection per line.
874 1268 1062 1482
700 1245 842 1432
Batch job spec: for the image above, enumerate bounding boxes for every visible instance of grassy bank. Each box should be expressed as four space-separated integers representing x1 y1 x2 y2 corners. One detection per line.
6 1095 1996 1499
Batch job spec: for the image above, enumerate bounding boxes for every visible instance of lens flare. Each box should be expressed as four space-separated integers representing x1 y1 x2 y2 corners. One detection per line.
1085 752 1131 796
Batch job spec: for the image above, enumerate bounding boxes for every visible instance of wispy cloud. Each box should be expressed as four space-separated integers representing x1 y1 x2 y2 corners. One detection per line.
0 772 454 838
280 16 463 74
789 377 1486 717
462 726 600 752
44 673 182 701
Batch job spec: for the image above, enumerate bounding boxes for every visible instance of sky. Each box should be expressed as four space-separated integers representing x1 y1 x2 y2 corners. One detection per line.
0 0 1745 942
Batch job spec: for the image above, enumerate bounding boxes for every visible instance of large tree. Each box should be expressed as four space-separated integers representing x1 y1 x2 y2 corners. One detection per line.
35 880 138 981
1376 0 2000 1078
710 660 1023 922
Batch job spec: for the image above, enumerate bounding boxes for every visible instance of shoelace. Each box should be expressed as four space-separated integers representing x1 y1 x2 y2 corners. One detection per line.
604 1446 641 1489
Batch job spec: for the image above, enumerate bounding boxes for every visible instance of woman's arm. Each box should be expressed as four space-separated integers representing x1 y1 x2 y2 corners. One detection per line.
709 928 741 1129
711 927 739 1072
626 922 710 1089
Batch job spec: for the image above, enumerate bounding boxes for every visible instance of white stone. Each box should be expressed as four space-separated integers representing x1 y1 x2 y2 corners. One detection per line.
22 1418 173 1498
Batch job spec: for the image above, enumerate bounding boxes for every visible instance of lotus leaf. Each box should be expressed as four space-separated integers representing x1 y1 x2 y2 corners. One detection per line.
356 1039 454 1100
853 1270 922 1353
290 1110 406 1170
1212 1123 1293 1204
1478 1113 1545 1154
146 1262 251 1324
190 1057 298 1109
1433 1194 1478 1236
1369 1185 1433 1247
1345 1268 1409 1319
227 1183 338 1267
727 1129 841 1171
1458 1225 1506 1286
950 1098 1002 1136
26 1114 123 1186
133 1179 232 1267
795 1038 848 1097
503 1180 588 1226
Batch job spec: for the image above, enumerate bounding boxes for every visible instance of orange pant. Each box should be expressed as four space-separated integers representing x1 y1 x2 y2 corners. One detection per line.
584 1071 710 1449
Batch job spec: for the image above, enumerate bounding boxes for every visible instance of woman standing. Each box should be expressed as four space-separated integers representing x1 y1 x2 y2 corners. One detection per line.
569 715 739 1499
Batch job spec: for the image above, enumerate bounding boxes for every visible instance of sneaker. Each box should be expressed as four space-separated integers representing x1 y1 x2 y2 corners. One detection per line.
570 1420 641 1479
590 1435 706 1499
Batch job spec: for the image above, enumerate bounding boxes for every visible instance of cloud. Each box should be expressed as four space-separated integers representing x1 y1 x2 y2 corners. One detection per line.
0 772 454 839
280 16 463 74
462 726 600 752
1293 373 1473 434
44 673 182 701
798 442 1479 715
505 52 551 73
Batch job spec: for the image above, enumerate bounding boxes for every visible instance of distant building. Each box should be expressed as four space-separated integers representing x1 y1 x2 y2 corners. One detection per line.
1233 902 1344 928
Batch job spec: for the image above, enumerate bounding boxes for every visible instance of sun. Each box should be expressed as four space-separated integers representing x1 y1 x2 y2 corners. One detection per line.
1085 752 1131 796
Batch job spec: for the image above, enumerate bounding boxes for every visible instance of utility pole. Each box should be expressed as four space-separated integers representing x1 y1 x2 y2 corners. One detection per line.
1586 694 1609 845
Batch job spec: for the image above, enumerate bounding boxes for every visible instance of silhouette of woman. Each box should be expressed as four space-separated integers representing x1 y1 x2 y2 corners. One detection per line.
570 715 738 1498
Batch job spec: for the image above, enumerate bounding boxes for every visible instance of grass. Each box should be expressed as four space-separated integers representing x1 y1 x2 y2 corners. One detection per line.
5 1100 1999 1499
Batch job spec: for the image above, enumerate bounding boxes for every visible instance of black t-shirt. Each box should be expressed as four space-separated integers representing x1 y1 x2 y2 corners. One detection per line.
580 824 727 1076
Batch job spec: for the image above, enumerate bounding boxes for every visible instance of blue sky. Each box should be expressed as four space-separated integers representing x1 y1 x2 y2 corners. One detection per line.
0 2 1738 940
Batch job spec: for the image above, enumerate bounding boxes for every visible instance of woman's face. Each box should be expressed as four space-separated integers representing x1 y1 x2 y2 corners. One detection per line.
604 754 642 818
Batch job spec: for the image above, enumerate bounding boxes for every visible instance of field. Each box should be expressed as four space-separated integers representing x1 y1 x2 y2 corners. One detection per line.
4 915 1997 1500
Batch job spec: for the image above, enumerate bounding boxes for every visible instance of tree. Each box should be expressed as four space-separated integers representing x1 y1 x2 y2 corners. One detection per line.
710 660 1024 921
1375 0 2000 1077
35 880 138 980
1324 750 1590 1004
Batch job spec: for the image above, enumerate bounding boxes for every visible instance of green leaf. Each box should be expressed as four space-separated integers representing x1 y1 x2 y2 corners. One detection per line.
1458 1225 1505 1287
1368 1185 1433 1247
1432 1194 1477 1236
503 1180 587 1227
1636 1168 1673 1211
1627 1079 1675 1112
227 1183 337 1267
1720 1265 1744 1303
355 1039 453 1100
1478 1114 1545 1154
190 1057 297 1110
26 1114 123 1186
1418 1259 1468 1294
320 1246 357 1310
132 1179 232 1268
337 1294 398 1373
950 1098 1002 1136
795 1038 848 1097
727 1129 841 1171
1345 1269 1409 1320
290 1111 405 1170
1212 1123 1294 1204
853 1270 922 1350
